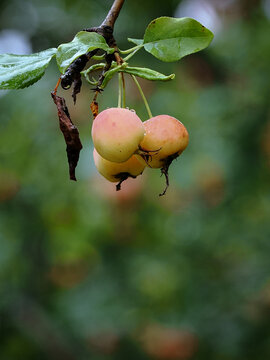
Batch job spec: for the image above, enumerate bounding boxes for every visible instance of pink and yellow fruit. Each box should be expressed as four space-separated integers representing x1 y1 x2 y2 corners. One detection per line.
92 107 145 163
93 149 145 183
137 115 189 168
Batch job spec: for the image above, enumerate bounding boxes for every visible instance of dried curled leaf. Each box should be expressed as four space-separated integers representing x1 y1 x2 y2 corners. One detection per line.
51 93 83 181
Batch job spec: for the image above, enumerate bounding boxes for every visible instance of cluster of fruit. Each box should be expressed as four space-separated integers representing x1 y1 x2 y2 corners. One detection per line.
92 107 189 196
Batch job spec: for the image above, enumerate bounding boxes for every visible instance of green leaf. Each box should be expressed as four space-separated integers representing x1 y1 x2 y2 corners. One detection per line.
100 65 122 89
56 31 114 73
82 63 106 85
0 48 57 90
143 17 214 62
128 38 144 46
120 66 175 81
99 64 174 89
82 63 106 76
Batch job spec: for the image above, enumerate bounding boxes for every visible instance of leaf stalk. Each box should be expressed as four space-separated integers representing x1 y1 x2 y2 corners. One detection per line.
120 44 143 55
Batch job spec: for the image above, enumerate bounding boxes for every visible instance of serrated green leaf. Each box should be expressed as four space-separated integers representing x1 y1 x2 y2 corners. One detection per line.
56 31 114 73
128 38 144 46
0 48 57 90
143 17 214 62
120 66 175 81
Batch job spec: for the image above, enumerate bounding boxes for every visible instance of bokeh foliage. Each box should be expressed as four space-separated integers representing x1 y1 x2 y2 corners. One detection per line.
1 0 270 359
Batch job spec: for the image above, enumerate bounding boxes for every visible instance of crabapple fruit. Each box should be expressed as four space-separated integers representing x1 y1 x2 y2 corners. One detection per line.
93 149 145 190
92 107 145 163
137 115 189 168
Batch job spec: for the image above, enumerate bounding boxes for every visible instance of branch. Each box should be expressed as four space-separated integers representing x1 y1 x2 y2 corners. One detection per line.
52 0 126 181
101 0 125 29
61 0 125 93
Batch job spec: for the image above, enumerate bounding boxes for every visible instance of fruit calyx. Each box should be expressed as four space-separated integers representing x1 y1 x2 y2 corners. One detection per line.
136 145 162 168
159 152 179 196
114 172 137 191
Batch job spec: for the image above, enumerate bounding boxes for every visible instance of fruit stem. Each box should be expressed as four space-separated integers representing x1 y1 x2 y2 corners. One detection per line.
118 73 122 107
121 73 126 108
159 166 169 196
131 75 153 119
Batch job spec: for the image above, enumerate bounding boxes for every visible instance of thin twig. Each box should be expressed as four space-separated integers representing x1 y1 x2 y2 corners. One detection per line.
101 0 125 28
53 77 61 95
89 1 125 108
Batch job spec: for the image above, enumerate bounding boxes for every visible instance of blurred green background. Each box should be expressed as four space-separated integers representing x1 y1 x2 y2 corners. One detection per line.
1 0 270 359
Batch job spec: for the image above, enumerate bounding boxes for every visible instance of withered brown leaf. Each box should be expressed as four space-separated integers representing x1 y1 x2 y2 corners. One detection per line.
51 92 83 181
